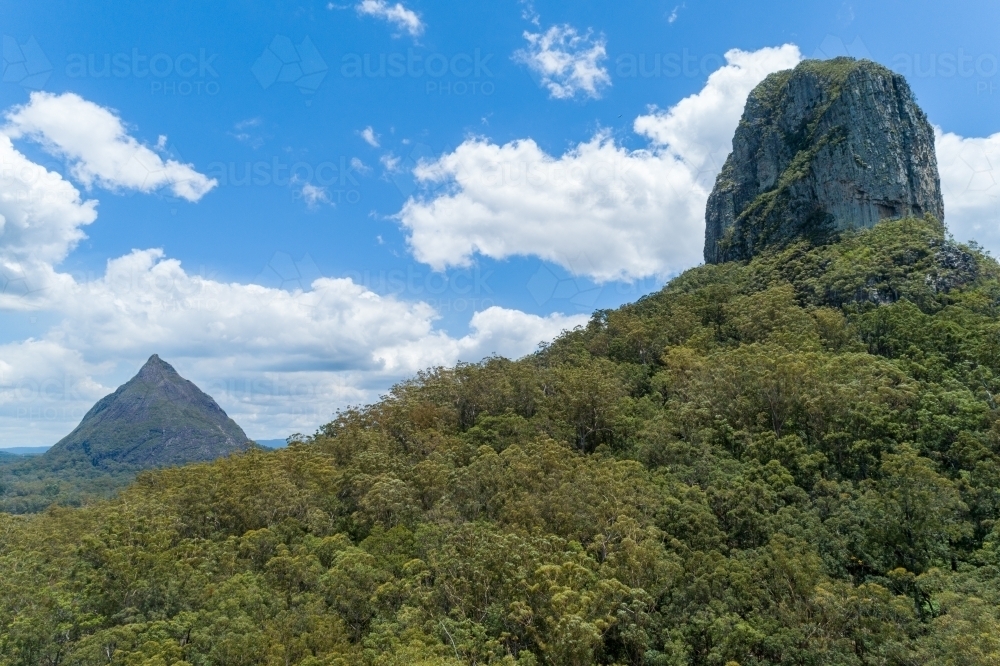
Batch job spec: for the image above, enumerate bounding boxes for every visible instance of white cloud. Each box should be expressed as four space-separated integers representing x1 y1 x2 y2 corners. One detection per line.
398 135 706 281
634 44 803 186
0 253 433 441
53 249 442 370
25 48 1000 446
397 45 803 281
380 153 402 172
4 92 216 202
515 24 611 100
351 157 373 175
300 183 333 208
0 92 584 444
0 339 114 439
2 245 586 442
519 0 540 26
232 117 264 147
460 307 586 359
355 0 424 37
0 134 97 273
374 306 586 372
936 127 1000 251
359 125 380 147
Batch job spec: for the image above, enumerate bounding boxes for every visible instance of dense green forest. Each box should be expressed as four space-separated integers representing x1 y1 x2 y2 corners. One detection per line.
4 217 1000 665
0 446 272 515
0 456 138 514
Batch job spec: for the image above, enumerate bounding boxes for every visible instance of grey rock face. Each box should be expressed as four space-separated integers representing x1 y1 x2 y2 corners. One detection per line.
47 354 252 467
704 58 944 264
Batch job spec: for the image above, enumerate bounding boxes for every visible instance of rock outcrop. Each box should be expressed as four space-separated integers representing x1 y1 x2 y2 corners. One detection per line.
704 57 944 264
46 355 252 467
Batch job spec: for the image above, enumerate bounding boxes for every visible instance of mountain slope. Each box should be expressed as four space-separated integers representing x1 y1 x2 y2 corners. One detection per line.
47 354 251 467
3 218 1000 665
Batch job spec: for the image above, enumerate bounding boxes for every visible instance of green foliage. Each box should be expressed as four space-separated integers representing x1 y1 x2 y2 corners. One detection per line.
0 454 138 514
3 218 1000 664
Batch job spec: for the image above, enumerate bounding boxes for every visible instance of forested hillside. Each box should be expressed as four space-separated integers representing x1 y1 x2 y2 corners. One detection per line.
0 454 136 514
4 217 1000 665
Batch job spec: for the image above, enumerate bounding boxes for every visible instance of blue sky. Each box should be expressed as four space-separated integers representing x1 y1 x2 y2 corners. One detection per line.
3 0 1000 445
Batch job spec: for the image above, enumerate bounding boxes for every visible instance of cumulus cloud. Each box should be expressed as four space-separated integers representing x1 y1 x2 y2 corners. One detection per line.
398 135 706 281
0 134 97 273
24 48 1000 446
355 0 424 37
634 44 803 185
397 45 803 281
52 249 444 371
2 249 585 441
935 128 1000 251
2 240 586 443
0 92 584 444
515 24 611 100
4 92 216 202
375 306 586 373
459 307 586 359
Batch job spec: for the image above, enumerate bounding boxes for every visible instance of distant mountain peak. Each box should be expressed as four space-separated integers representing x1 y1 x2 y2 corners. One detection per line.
136 353 176 377
144 353 167 366
46 355 252 468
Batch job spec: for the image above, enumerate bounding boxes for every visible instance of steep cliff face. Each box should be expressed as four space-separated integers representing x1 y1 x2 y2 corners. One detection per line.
704 58 944 264
46 355 251 467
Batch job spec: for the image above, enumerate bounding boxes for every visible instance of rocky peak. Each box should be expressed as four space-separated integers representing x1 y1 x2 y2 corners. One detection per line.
704 57 944 264
46 354 251 467
136 353 175 380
